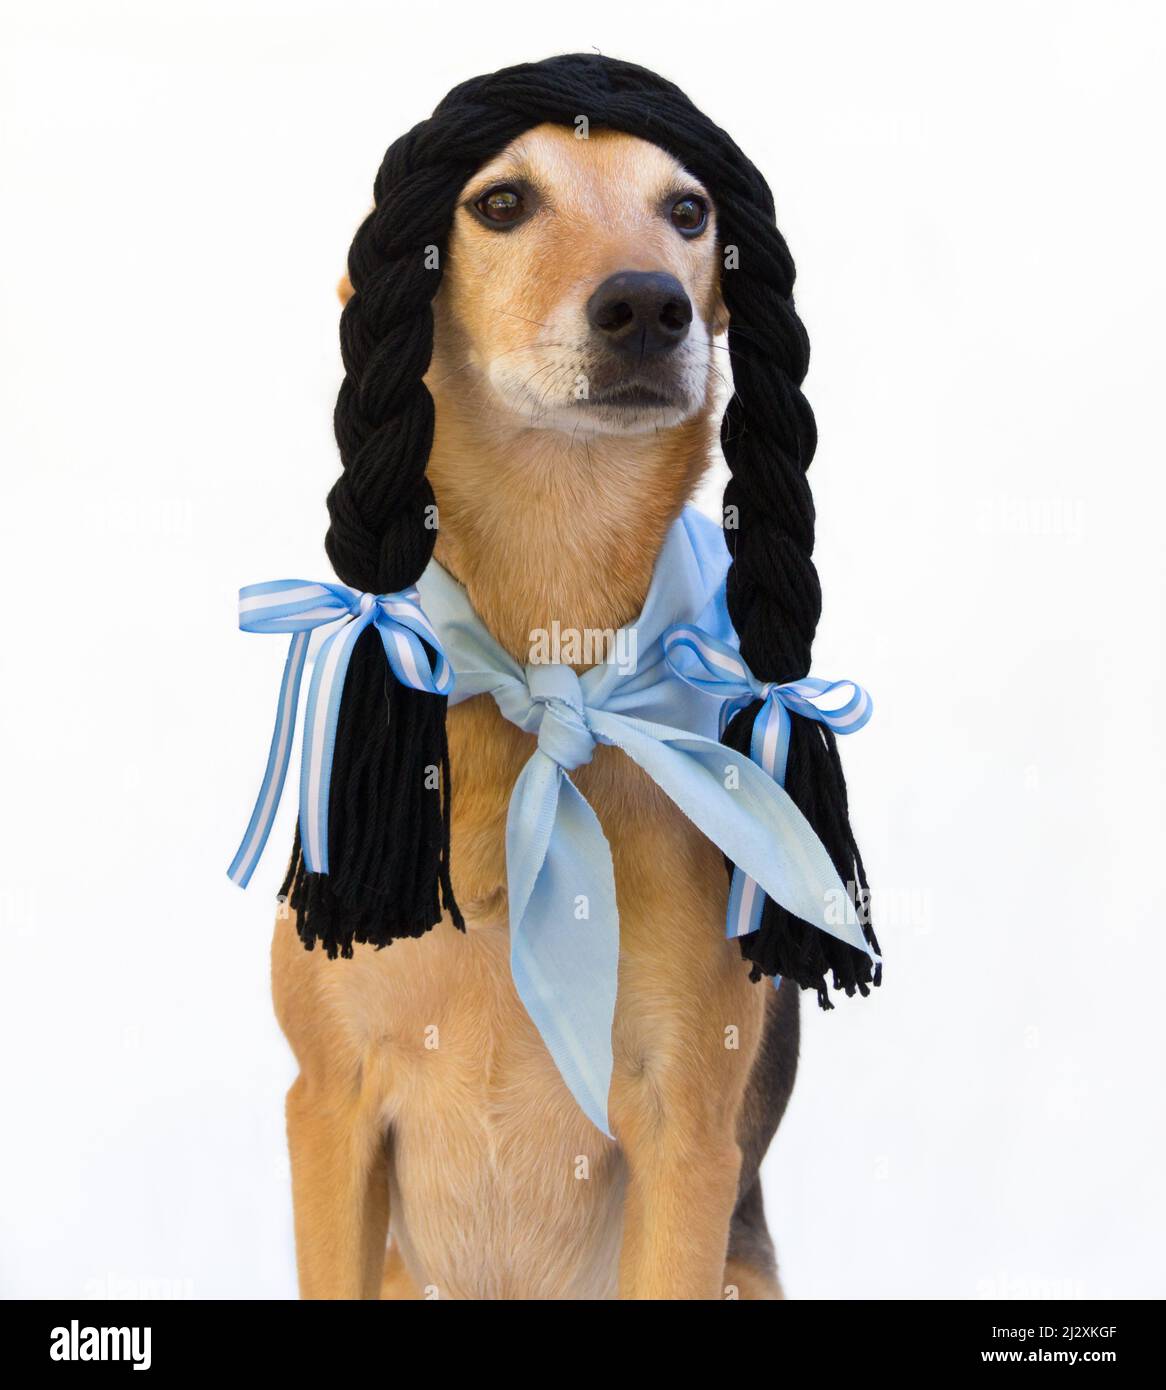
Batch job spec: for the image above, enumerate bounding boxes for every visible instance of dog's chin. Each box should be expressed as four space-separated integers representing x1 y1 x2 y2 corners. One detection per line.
494 379 700 436
561 391 696 436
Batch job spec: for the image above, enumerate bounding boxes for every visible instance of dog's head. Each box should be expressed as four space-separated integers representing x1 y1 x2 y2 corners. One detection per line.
338 125 727 437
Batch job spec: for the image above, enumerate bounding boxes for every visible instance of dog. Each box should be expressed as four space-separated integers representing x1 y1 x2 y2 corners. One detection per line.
272 123 799 1300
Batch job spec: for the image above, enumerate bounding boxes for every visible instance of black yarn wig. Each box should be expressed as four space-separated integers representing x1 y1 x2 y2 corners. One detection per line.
281 53 881 1006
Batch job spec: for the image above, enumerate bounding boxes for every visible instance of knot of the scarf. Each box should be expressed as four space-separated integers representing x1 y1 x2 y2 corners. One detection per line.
527 664 595 771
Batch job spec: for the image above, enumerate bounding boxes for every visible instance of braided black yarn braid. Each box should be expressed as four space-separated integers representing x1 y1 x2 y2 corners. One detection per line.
283 53 877 1001
715 202 881 1003
282 128 475 954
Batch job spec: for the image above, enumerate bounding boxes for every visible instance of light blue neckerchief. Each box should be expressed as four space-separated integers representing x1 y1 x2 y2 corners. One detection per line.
229 509 875 1137
416 507 875 1135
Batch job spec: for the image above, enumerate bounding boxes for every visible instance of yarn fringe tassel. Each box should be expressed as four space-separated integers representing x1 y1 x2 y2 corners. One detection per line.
723 701 881 1008
277 625 463 959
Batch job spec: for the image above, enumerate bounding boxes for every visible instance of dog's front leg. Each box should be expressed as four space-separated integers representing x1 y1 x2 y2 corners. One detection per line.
615 1108 743 1300
611 984 759 1304
285 1071 390 1300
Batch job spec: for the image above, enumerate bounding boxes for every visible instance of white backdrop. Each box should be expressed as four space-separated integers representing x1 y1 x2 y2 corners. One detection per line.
1 0 1163 1300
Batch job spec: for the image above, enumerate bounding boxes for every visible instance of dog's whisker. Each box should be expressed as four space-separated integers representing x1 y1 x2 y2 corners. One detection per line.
536 363 575 426
529 370 563 426
498 310 554 329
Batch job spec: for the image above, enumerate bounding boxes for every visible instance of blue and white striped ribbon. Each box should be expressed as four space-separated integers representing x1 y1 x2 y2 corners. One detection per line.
227 580 453 889
663 624 872 944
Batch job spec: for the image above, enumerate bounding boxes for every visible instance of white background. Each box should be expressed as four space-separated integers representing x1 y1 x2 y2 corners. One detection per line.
1 0 1163 1300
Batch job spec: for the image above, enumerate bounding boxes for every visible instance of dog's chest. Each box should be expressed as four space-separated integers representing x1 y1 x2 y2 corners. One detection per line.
339 918 626 1299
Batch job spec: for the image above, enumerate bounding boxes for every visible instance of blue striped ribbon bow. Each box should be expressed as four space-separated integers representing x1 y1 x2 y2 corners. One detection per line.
663 624 872 944
227 580 453 889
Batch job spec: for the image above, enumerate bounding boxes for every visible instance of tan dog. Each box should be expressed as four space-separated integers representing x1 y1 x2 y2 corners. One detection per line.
272 125 799 1300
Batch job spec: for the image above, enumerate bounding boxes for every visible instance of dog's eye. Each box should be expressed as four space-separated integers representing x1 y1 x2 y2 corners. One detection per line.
474 185 527 226
670 195 708 236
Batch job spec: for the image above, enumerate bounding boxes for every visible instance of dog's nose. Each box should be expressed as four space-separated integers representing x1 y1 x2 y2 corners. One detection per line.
586 271 693 356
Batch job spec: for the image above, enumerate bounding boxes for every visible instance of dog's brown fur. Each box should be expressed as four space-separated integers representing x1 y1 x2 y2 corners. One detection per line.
273 126 798 1300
